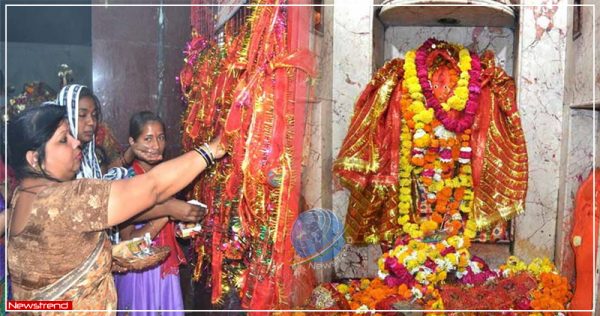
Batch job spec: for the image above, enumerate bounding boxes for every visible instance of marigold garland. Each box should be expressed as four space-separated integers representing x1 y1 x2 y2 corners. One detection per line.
304 252 573 313
399 41 479 241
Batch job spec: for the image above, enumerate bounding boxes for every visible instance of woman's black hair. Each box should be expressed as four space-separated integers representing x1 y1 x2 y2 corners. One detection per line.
129 111 166 140
78 86 102 123
7 104 67 181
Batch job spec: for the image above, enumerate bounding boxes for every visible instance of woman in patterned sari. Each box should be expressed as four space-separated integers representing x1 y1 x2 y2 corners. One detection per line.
6 104 225 312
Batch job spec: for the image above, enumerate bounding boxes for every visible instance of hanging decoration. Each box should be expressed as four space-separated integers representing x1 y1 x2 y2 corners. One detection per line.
180 0 315 310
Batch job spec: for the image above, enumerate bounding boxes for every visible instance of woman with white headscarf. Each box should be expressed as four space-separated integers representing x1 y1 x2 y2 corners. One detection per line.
56 84 206 226
57 84 133 179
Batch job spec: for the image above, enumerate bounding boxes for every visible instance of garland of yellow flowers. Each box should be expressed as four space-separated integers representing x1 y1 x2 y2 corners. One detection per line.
397 44 478 240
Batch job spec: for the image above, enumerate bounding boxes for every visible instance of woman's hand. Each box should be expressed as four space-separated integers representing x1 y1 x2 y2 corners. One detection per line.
208 134 227 160
166 199 206 223
132 142 163 165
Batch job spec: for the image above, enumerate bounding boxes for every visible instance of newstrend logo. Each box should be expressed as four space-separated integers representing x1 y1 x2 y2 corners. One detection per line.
8 300 73 311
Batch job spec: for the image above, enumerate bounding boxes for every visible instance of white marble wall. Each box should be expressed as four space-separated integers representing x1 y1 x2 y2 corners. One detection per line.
331 0 376 221
564 1 597 106
554 0 599 295
513 0 569 261
329 0 385 280
302 5 334 212
385 26 514 75
555 110 598 282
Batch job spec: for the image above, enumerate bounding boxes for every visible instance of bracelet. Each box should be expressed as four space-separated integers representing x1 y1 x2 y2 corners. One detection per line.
194 146 213 166
202 143 215 162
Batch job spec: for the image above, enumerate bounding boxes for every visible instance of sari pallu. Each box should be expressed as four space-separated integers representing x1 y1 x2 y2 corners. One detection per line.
13 233 116 314
470 51 528 230
333 58 404 245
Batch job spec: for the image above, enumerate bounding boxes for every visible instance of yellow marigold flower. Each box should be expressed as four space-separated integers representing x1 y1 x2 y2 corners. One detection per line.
415 271 426 282
406 259 419 271
423 108 435 122
400 179 412 186
437 271 447 282
406 76 419 86
458 254 469 267
446 253 458 265
447 95 460 106
464 229 476 239
410 100 425 112
400 157 410 167
459 60 471 71
460 202 472 213
457 78 469 87
420 220 438 233
337 284 349 294
405 50 416 59
414 134 431 148
398 214 410 225
411 92 423 100
400 195 412 203
360 278 371 290
408 83 421 94
447 236 459 247
455 86 469 100
410 229 424 239
441 102 451 111
431 298 444 310
466 220 477 231
405 68 417 78
444 178 459 188
429 181 444 192
458 176 470 187
399 204 411 214
426 273 437 283
463 189 474 200
461 165 472 174
400 187 411 195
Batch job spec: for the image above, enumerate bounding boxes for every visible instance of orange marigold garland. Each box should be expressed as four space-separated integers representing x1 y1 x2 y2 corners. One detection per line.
398 41 480 241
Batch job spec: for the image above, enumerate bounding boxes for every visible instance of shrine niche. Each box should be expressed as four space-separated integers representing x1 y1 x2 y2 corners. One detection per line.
335 38 528 247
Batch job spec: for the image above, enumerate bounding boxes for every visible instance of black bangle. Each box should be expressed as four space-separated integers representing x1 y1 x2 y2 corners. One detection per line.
194 147 213 166
203 143 215 162
194 147 210 165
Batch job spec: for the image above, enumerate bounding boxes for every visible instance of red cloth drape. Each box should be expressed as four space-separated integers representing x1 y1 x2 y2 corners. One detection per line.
132 161 187 278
